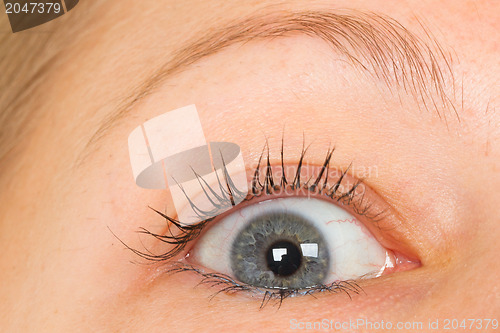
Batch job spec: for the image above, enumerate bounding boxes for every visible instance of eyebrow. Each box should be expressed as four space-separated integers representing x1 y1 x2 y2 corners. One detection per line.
82 9 458 161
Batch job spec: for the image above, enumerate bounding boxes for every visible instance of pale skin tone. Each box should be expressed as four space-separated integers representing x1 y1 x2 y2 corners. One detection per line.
0 0 499 332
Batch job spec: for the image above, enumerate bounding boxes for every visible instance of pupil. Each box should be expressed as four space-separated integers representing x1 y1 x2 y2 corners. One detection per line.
265 240 302 277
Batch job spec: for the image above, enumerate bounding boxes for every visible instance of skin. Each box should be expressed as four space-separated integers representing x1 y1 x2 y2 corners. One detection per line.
0 0 499 332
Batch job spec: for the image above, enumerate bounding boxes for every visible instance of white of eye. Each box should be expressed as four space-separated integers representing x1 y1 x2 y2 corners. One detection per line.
190 197 390 284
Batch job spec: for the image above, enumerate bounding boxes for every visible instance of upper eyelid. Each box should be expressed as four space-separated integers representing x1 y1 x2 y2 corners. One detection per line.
122 143 407 263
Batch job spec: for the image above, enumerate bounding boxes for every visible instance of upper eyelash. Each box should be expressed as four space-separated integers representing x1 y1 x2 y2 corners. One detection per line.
122 139 387 262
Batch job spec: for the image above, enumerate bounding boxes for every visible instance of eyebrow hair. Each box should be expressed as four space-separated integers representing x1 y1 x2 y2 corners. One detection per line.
83 9 458 161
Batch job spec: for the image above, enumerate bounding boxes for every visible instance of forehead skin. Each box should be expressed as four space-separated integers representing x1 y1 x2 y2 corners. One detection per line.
0 0 498 332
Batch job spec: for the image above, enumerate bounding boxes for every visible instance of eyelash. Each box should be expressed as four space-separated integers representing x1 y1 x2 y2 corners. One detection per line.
121 140 387 308
165 261 365 309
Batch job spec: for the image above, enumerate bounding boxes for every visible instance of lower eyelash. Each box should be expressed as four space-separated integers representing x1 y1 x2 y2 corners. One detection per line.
164 261 364 309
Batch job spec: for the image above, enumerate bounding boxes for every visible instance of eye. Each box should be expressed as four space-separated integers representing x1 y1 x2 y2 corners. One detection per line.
190 197 390 290
124 144 420 306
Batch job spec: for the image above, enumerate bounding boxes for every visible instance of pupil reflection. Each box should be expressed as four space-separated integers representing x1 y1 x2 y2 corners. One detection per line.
266 241 302 276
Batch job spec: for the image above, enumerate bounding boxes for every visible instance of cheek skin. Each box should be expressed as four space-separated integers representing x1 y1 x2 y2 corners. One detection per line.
0 132 179 330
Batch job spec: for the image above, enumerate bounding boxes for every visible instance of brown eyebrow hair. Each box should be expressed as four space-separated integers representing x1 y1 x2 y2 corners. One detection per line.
0 9 459 165
83 9 458 159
